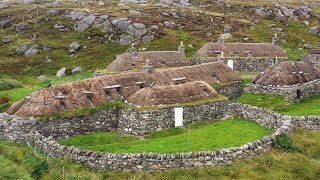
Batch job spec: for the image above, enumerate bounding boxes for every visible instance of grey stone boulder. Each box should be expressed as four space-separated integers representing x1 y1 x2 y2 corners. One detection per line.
0 18 13 28
272 28 283 33
54 24 65 29
141 35 154 43
164 21 177 28
309 26 319 35
56 68 67 77
255 8 268 17
221 33 233 39
16 45 30 55
303 43 313 49
129 10 142 16
47 9 59 15
119 35 135 46
72 67 82 74
0 4 9 9
102 21 116 33
74 14 96 33
37 75 46 80
1 38 12 44
24 45 39 57
126 23 147 38
67 11 87 20
15 24 28 32
279 6 294 17
224 25 233 32
111 18 131 31
69 42 81 53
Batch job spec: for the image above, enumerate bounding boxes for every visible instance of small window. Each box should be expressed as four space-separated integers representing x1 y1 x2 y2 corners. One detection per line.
202 89 210 97
87 96 94 106
132 64 136 68
105 90 114 101
60 102 67 111
161 61 166 66
116 87 124 100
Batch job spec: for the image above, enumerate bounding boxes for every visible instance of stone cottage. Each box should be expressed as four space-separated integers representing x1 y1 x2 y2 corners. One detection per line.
193 34 288 72
8 62 243 117
303 43 320 65
245 61 320 102
106 42 191 72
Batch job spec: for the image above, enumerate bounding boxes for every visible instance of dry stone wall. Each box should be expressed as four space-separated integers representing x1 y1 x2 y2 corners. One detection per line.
192 57 288 72
245 80 320 103
1 103 320 172
303 54 320 64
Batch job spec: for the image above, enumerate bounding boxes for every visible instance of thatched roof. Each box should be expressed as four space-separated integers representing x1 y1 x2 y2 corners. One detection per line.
194 42 287 58
311 43 320 54
253 61 320 86
106 51 191 72
8 62 242 117
127 81 219 107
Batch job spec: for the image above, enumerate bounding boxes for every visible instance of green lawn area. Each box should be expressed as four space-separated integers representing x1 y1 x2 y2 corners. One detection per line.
238 93 320 116
60 119 273 154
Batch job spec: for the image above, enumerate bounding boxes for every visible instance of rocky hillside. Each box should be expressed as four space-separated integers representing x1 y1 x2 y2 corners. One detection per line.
0 0 319 79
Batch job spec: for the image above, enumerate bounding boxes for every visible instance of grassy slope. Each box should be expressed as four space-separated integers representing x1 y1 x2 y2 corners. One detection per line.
1 128 320 179
238 93 320 116
60 119 273 154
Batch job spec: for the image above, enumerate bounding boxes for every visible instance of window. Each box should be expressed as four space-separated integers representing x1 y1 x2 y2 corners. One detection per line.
60 102 67 111
105 90 114 101
87 96 94 106
116 87 124 100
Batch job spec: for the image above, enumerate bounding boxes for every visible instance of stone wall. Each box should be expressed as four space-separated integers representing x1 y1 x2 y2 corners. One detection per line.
215 81 243 101
245 80 320 103
2 103 320 172
303 54 320 64
192 57 288 72
119 101 228 135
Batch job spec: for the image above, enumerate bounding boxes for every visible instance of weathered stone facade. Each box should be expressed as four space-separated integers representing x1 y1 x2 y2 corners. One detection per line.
2 102 320 172
303 54 320 65
215 81 243 100
119 101 229 135
192 57 288 72
245 80 320 103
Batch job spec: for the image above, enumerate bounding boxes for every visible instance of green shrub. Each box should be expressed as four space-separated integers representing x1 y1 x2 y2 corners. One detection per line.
272 133 296 152
0 80 22 91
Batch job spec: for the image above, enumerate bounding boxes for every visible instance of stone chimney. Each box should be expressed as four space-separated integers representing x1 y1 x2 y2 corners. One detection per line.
178 41 185 54
142 59 154 73
272 33 279 46
129 43 138 60
217 34 225 44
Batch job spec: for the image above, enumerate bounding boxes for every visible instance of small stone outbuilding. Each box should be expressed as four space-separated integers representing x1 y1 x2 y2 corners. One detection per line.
245 61 320 102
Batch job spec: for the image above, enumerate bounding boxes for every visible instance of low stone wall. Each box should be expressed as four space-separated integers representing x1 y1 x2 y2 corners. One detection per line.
1 103 320 172
191 57 288 72
33 132 273 172
303 54 320 65
215 81 243 101
245 80 320 103
119 101 228 135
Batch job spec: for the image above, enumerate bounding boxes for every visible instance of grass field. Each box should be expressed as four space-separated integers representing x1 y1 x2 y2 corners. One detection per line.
60 119 273 154
238 93 320 116
0 128 320 179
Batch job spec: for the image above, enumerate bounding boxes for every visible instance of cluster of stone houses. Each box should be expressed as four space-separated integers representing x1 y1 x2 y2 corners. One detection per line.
6 34 320 131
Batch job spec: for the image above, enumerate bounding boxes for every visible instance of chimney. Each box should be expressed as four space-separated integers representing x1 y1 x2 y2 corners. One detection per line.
178 41 185 54
142 59 154 73
129 43 138 60
272 33 279 46
217 34 225 44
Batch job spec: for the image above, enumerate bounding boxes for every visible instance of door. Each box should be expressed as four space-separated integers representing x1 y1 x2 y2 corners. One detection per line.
175 107 183 127
227 59 234 70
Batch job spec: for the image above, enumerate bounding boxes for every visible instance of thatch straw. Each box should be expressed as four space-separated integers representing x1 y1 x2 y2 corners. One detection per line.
107 51 191 72
194 42 287 58
253 61 320 86
8 62 242 117
127 81 219 107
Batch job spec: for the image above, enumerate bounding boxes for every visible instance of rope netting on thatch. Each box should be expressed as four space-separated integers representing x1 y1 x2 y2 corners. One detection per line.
8 62 242 117
253 61 320 86
194 42 287 58
127 81 219 107
107 51 191 72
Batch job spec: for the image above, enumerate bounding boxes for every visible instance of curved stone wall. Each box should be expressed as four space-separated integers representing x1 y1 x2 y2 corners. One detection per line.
1 103 320 172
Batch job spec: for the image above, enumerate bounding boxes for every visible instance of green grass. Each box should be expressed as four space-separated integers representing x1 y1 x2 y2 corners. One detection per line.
60 119 273 154
238 93 320 116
